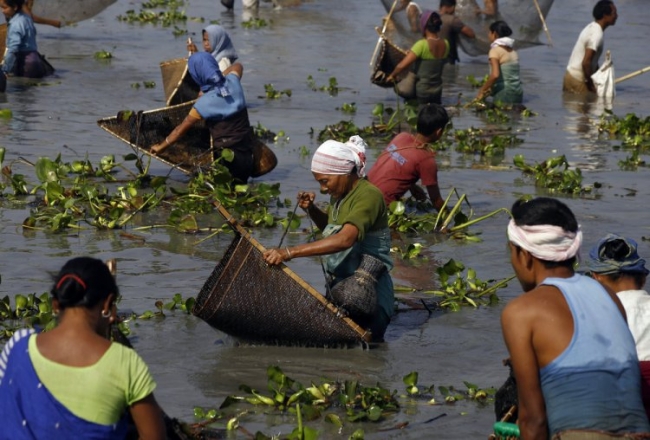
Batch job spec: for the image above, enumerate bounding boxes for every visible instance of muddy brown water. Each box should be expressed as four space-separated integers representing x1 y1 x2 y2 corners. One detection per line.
1 0 649 438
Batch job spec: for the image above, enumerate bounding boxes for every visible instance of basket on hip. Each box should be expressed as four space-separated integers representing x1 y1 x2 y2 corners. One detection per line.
329 254 386 321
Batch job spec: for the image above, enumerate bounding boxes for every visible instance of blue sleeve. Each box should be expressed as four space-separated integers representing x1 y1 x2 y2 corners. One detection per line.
2 18 26 74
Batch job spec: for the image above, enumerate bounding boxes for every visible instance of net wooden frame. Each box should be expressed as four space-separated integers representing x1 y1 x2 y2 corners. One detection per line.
192 204 372 348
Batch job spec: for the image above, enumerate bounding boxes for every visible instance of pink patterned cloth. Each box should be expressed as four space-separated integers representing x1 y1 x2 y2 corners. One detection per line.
507 219 582 262
311 136 368 177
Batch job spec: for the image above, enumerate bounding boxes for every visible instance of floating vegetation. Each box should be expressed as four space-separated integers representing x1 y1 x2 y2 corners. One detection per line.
307 75 339 96
0 109 13 119
339 103 357 114
262 84 292 99
94 50 112 60
0 292 55 339
117 0 189 28
189 366 495 438
386 188 508 235
513 154 596 195
619 148 647 170
598 111 650 139
453 127 524 157
396 259 515 311
0 147 288 233
241 17 268 29
466 74 488 89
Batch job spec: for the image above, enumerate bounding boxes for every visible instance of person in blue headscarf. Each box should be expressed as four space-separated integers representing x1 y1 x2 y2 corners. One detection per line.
187 24 238 73
586 233 650 419
151 52 253 183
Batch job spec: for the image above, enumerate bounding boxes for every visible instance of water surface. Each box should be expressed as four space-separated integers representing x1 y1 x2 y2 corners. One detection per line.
1 0 649 438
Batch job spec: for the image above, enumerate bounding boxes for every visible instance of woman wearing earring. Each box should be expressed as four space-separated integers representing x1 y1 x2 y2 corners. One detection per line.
0 257 165 439
386 10 449 105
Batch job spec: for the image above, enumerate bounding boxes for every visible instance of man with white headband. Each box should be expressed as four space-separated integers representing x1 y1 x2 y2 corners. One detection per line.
500 197 649 438
263 136 394 342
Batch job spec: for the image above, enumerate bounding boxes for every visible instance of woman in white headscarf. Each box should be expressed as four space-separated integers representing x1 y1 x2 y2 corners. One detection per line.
263 136 394 341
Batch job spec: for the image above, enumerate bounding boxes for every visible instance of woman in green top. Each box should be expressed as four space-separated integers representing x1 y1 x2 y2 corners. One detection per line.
476 20 523 104
386 10 449 105
263 136 394 341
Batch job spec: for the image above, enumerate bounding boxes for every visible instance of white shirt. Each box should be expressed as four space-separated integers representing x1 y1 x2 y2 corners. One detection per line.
618 289 650 361
566 21 604 81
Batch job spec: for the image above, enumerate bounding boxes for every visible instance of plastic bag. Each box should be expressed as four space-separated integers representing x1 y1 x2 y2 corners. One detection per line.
591 51 615 98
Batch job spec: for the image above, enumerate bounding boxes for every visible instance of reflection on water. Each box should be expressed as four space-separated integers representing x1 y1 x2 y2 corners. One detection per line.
0 0 649 438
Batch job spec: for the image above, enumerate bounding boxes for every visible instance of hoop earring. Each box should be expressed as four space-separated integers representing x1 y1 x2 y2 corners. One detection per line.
101 309 111 319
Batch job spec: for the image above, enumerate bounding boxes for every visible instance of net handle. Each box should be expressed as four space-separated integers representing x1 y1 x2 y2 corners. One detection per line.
213 202 372 343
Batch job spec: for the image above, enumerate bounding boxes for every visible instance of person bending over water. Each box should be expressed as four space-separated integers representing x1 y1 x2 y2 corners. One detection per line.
367 103 448 211
151 52 254 183
501 197 649 438
476 20 523 104
0 256 165 439
586 233 650 419
386 10 449 105
263 136 394 342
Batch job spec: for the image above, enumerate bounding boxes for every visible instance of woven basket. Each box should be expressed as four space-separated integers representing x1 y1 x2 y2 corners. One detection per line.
192 204 371 347
97 101 276 177
370 28 408 89
160 57 200 106
97 101 213 174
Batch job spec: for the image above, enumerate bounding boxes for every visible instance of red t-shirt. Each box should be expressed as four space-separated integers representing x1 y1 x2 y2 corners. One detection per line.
367 132 438 205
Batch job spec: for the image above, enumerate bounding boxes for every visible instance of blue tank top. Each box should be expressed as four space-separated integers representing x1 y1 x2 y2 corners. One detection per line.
540 274 650 435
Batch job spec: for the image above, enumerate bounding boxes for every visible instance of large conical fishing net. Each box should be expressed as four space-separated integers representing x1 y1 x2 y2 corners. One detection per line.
192 204 371 348
97 101 215 175
30 0 117 24
378 0 554 56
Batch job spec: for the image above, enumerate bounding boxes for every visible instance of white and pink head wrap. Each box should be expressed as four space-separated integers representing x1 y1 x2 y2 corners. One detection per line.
507 219 582 262
311 135 368 177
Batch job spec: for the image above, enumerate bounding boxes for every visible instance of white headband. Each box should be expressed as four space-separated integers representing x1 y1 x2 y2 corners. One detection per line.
507 219 582 262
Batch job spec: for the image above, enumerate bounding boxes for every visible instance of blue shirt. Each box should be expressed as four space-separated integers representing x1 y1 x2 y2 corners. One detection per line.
540 274 650 435
2 11 39 74
192 74 246 121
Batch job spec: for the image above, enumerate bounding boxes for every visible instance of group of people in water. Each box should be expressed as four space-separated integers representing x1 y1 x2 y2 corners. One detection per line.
2 0 649 438
382 0 618 107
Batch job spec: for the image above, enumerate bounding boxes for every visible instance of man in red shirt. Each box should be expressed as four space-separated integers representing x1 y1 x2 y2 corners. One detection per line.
367 104 448 211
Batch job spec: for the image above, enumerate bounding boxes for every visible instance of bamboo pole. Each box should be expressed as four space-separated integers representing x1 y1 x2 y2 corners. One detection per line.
532 0 553 47
615 65 650 84
370 0 399 67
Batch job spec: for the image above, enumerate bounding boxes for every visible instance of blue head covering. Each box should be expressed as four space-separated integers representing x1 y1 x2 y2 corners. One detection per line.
188 52 231 96
203 25 238 63
586 233 649 275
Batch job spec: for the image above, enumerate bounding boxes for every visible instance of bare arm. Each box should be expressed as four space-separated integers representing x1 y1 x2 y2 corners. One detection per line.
129 394 166 440
23 2 62 28
263 223 358 265
477 57 501 99
223 62 243 78
582 48 597 93
386 51 417 82
501 302 549 440
150 113 200 154
425 184 444 211
461 25 475 39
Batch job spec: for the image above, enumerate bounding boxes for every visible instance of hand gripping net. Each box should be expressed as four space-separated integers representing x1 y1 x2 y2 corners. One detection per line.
192 204 371 348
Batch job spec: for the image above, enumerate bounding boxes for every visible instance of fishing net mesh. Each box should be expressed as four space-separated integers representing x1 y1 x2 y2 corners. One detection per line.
160 58 200 106
192 229 370 347
378 0 554 56
97 101 213 174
